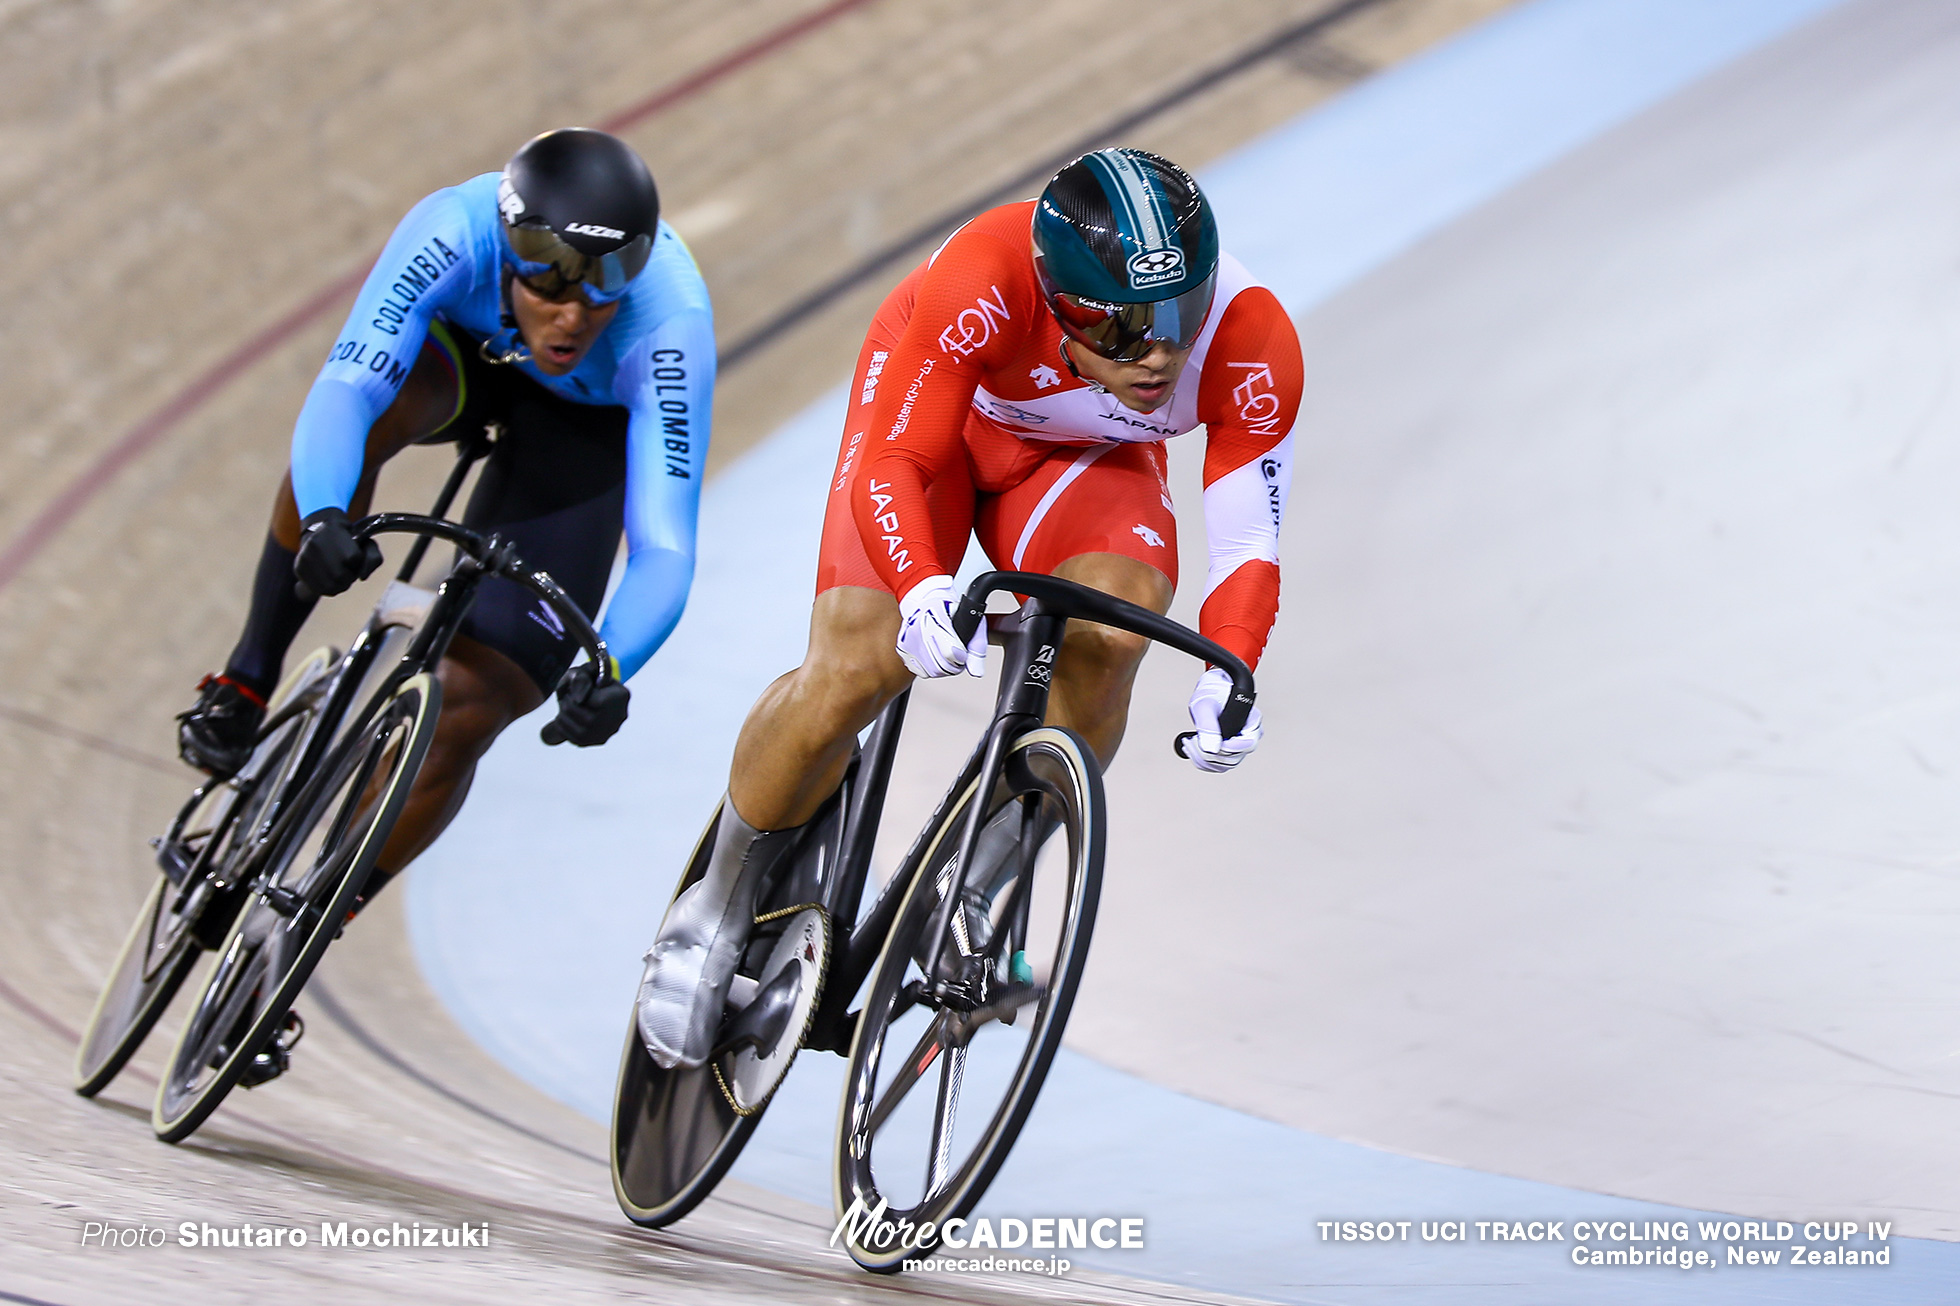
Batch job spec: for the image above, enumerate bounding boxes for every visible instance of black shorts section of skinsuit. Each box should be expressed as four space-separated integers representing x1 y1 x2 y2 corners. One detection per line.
423 320 627 694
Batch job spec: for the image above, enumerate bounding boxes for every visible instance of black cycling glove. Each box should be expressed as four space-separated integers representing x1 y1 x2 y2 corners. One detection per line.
543 658 630 747
293 507 383 599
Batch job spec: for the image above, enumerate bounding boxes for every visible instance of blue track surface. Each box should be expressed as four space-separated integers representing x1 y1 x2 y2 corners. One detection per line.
407 0 1960 1299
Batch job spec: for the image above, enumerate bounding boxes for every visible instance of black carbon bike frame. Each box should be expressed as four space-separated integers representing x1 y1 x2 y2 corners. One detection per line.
784 569 1257 1052
175 439 615 929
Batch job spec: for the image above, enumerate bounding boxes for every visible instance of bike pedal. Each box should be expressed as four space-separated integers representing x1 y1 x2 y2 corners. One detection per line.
262 885 307 918
931 956 994 1012
237 1048 288 1088
155 839 197 887
239 1012 304 1089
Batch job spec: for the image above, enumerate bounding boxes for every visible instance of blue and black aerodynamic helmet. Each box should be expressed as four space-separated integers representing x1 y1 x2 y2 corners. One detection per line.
1033 148 1219 362
498 128 659 305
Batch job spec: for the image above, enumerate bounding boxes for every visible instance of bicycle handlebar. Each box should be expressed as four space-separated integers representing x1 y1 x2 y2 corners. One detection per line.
352 513 616 700
949 570 1256 743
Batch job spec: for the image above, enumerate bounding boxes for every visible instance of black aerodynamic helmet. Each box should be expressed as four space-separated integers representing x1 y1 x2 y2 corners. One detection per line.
1032 148 1219 361
498 128 660 304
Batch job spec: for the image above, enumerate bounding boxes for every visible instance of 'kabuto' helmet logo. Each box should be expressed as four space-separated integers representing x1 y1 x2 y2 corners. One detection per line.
1127 246 1185 289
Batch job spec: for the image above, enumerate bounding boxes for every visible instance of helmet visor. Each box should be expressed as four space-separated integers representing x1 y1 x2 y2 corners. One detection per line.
504 223 653 305
1037 258 1216 362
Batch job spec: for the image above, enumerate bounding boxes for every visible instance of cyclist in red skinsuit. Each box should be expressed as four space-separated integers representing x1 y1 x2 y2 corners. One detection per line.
824 199 1299 674
634 148 1301 1071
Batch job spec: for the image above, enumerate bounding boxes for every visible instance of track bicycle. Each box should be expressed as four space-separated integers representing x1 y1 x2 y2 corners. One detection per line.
611 570 1254 1271
73 437 616 1144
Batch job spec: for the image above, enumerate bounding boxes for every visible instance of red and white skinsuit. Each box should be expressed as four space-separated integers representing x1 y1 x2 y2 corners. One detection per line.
817 200 1302 672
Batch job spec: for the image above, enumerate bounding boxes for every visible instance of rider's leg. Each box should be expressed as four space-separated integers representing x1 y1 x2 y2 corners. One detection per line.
976 438 1179 770
638 586 912 1068
355 402 633 904
944 551 1168 951
182 342 461 775
224 344 461 694
1041 551 1173 768
720 550 1164 818
729 585 914 830
360 636 544 898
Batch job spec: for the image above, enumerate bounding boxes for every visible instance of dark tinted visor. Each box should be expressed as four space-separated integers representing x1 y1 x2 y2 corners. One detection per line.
504 223 652 305
1037 258 1216 362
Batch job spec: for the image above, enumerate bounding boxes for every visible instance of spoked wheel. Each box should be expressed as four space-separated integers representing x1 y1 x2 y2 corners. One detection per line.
152 672 438 1142
74 649 334 1097
834 726 1103 1272
612 791 841 1227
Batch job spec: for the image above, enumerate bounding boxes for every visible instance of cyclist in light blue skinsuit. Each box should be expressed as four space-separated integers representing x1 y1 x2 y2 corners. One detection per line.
178 127 713 916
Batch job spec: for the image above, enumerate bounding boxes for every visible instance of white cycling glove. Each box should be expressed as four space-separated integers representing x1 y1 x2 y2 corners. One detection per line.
896 575 988 679
1186 666 1263 773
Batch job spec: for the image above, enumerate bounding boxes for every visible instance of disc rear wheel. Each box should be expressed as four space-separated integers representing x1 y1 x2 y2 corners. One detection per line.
612 787 844 1227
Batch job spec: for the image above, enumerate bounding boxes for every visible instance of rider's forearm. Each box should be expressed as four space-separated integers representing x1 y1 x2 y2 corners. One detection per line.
1199 427 1295 669
289 379 378 517
598 546 694 681
607 310 713 680
1198 561 1280 671
293 190 473 518
852 444 955 597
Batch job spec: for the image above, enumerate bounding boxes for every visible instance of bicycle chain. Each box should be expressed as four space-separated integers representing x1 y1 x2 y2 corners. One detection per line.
710 903 829 1115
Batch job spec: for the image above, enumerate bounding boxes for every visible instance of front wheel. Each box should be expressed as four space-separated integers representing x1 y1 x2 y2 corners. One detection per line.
74 648 333 1097
833 726 1103 1272
152 672 438 1142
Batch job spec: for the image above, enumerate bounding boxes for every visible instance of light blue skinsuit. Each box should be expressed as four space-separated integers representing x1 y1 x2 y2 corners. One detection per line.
289 171 715 680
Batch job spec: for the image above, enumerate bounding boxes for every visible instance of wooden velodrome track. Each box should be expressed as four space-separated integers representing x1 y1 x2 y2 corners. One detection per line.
0 3 1511 1301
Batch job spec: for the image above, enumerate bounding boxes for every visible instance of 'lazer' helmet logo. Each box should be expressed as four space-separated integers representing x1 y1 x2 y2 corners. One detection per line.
1127 246 1185 289
565 222 625 239
497 178 526 223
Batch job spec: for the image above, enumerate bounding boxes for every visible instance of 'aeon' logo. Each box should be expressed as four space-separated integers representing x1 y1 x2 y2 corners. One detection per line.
939 285 1012 357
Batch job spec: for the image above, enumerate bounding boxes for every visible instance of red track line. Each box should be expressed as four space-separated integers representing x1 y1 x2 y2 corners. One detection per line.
598 0 878 134
0 272 366 593
0 0 878 597
0 970 74 1044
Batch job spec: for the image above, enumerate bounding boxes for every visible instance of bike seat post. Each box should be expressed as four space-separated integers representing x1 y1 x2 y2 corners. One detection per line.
399 550 488 672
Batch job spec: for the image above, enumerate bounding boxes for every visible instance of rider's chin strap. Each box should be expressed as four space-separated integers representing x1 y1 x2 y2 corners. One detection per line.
1057 339 1107 393
1058 338 1082 381
480 269 534 366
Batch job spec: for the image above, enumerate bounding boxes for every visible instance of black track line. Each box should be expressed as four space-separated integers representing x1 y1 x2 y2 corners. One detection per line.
721 0 1393 371
306 977 606 1167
